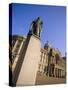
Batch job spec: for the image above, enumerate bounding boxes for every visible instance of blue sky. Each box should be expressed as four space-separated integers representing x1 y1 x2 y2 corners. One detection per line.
11 3 66 56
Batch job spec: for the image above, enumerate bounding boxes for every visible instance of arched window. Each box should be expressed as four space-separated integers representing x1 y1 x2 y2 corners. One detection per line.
55 54 60 64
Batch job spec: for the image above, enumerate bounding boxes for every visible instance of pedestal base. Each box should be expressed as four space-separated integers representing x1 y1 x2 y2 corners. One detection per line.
16 35 41 86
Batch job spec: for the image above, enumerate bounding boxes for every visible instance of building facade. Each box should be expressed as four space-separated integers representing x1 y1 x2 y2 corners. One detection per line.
9 35 66 85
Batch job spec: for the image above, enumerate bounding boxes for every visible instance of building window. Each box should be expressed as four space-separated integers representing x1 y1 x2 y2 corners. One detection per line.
40 52 43 62
55 54 60 64
46 55 48 63
44 53 46 63
44 66 47 73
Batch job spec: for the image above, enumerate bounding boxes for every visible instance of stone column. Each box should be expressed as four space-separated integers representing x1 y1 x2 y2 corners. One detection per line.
60 70 62 78
57 68 58 78
16 35 41 86
12 40 24 72
12 40 18 53
54 68 55 77
59 69 60 78
60 70 61 78
58 69 59 78
61 70 62 78
62 70 63 78
55 68 56 77
58 69 60 78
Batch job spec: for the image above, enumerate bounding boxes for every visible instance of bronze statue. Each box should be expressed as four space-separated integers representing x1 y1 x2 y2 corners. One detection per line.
29 17 43 37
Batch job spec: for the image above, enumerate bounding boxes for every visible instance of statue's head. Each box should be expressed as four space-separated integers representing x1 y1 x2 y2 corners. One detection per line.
37 17 43 26
37 17 41 22
37 17 41 20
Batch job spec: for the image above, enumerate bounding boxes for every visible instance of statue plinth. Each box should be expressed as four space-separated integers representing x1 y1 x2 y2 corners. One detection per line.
16 34 41 85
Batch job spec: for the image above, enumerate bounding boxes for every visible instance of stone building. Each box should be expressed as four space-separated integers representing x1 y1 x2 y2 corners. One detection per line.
9 35 66 85
9 17 66 86
38 41 66 78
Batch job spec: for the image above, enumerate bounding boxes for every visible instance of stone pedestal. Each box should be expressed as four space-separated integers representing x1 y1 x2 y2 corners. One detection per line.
16 34 41 86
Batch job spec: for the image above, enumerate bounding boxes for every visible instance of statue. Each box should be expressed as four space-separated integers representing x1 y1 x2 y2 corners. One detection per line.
29 17 43 37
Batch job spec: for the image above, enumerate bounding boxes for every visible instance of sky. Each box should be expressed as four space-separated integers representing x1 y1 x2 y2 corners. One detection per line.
11 3 66 56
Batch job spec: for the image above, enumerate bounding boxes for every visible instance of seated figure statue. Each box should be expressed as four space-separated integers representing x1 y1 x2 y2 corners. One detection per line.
29 17 43 37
